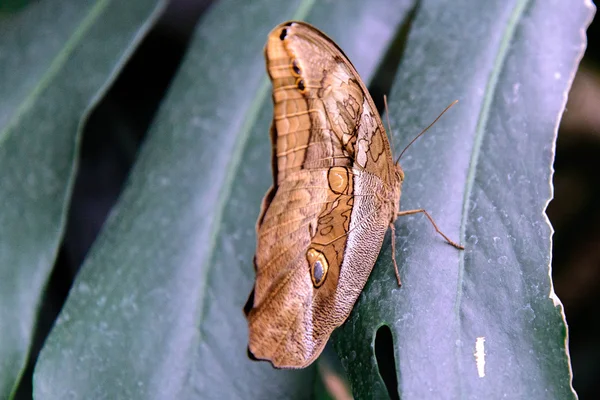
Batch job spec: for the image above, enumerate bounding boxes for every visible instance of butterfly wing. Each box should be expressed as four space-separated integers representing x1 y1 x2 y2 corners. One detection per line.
245 21 400 368
266 21 396 184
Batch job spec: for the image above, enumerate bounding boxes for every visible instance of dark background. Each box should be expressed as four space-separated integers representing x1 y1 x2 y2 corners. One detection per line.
13 0 598 398
549 10 600 398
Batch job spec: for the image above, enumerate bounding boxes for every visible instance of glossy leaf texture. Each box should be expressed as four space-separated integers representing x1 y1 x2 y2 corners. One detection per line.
0 0 165 397
33 0 412 398
335 0 595 399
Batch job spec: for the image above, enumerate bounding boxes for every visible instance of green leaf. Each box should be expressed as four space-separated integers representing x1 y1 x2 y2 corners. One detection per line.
0 0 164 397
0 0 30 13
26 0 593 398
335 0 595 398
34 0 411 398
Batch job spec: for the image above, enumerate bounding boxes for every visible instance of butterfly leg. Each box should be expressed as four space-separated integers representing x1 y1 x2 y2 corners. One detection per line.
397 209 464 250
389 222 402 287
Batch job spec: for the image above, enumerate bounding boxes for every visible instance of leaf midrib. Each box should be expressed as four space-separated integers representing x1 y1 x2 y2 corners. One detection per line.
453 0 531 389
0 0 109 146
194 0 317 342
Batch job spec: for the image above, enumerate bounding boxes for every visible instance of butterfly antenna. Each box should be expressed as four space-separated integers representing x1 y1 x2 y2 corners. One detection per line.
395 99 458 165
384 95 399 159
384 94 393 136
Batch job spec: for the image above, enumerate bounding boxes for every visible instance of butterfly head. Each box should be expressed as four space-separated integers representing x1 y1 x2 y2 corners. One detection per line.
389 163 404 213
394 162 405 183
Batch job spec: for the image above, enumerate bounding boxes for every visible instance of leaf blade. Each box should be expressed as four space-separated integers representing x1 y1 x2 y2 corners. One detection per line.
336 0 594 398
0 0 165 397
33 0 413 398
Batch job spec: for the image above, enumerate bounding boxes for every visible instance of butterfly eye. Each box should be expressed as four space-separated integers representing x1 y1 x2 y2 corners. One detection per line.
396 166 405 182
306 248 329 288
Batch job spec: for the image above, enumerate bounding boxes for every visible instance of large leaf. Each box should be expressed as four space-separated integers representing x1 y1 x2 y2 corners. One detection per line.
33 0 412 398
335 0 595 398
0 0 164 397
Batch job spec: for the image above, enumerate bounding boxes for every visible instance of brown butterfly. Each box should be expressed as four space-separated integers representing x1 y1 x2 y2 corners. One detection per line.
244 21 463 369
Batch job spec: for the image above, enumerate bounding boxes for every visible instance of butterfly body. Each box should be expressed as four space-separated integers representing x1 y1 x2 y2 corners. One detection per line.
244 21 404 369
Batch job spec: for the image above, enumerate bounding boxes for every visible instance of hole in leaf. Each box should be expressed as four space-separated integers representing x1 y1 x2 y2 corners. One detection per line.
375 325 399 400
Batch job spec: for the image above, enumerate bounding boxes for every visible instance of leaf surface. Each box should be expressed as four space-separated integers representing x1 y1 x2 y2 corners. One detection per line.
33 0 411 398
0 0 164 397
335 0 595 398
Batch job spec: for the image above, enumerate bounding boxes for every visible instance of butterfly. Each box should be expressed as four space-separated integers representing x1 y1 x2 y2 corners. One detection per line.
244 21 462 369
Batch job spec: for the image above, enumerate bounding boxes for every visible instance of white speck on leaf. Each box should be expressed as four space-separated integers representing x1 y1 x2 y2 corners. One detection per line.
475 337 486 378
